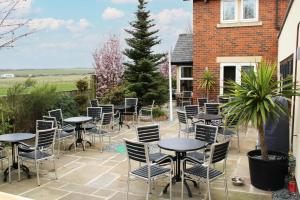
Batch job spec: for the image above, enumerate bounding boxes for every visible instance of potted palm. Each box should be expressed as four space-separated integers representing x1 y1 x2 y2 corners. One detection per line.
224 61 299 191
199 69 215 100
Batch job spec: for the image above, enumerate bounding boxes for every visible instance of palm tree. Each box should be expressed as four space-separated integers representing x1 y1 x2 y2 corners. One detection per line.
199 69 215 100
223 61 299 161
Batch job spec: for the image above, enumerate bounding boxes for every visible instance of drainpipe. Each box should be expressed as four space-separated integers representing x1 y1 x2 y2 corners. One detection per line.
275 0 280 30
291 22 300 152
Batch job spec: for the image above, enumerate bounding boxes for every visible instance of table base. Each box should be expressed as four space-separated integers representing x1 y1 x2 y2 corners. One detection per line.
162 176 198 198
3 163 31 182
68 138 92 151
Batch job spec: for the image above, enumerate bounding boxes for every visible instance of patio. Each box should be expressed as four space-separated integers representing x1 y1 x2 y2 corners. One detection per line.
0 119 272 200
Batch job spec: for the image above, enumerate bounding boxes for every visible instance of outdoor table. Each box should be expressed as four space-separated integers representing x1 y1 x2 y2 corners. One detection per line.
158 138 207 197
114 105 133 129
64 116 92 151
193 113 223 124
0 133 35 182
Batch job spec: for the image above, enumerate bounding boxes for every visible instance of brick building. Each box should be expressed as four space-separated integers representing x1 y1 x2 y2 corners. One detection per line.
191 0 289 100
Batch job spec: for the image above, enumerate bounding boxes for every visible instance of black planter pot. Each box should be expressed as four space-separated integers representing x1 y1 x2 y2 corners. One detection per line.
248 150 288 191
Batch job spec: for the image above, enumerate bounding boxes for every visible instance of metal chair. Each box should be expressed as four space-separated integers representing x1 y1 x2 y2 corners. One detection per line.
87 112 113 152
197 98 208 111
18 128 57 186
124 139 173 200
220 115 240 152
99 104 120 131
186 124 218 162
48 109 75 133
181 91 193 107
177 111 194 138
136 124 170 162
0 144 11 183
43 116 77 155
90 99 99 107
124 98 138 124
218 96 230 104
184 105 199 119
204 103 220 115
83 107 102 132
138 100 155 123
181 140 230 200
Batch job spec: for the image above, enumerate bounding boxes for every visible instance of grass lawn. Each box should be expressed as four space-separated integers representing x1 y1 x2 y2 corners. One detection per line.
0 74 90 96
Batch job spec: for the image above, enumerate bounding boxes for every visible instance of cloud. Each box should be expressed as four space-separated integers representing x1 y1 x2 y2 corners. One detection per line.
102 7 125 20
152 8 191 25
111 0 136 3
28 18 92 32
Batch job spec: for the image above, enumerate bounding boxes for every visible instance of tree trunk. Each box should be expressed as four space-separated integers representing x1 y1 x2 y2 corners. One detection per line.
258 123 269 160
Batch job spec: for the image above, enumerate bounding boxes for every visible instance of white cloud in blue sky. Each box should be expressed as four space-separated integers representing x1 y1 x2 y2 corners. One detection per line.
0 0 192 69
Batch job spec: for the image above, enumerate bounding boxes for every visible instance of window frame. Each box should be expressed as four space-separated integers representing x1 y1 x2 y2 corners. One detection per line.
220 63 257 95
241 0 259 22
179 66 193 80
221 0 238 23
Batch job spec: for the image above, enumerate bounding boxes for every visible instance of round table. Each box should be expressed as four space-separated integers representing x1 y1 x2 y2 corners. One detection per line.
193 113 223 124
64 116 92 151
0 133 35 182
158 138 207 197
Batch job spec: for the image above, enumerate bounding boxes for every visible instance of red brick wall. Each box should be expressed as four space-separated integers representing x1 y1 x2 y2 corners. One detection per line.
193 0 289 101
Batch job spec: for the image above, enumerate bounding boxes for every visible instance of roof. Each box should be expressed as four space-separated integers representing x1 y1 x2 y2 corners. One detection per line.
171 34 193 65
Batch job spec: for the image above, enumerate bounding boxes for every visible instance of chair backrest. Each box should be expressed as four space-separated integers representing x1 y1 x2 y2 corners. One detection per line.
197 98 208 108
99 104 114 113
183 91 192 98
209 140 230 164
35 128 56 150
101 112 113 126
195 124 218 145
43 116 57 128
204 103 220 115
177 111 187 124
184 105 199 118
136 124 160 143
36 120 54 132
125 98 138 113
87 107 102 121
48 109 63 126
224 114 239 128
90 99 99 107
218 96 230 104
124 139 148 163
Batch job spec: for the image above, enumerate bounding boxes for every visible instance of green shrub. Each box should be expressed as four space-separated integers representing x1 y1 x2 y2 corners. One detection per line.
76 78 89 92
152 108 166 118
100 83 136 105
54 94 79 118
24 77 37 88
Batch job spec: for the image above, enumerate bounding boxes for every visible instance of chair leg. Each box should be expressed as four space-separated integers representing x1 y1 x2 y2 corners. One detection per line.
74 136 77 152
224 176 229 200
181 162 184 200
127 173 130 200
17 157 21 181
53 159 58 180
169 172 172 200
57 141 60 157
146 179 151 200
207 180 211 200
7 158 11 183
35 161 40 186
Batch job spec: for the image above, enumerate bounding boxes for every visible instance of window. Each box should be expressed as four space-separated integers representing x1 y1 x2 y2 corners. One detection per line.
220 63 256 95
221 0 237 23
280 55 294 93
179 66 193 92
242 0 258 21
221 0 259 24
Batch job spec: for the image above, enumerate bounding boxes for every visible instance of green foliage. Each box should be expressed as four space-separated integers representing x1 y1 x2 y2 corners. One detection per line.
199 69 215 99
152 107 166 118
54 94 79 118
223 61 300 160
76 78 89 92
0 99 13 134
101 83 136 105
123 0 167 106
24 77 37 88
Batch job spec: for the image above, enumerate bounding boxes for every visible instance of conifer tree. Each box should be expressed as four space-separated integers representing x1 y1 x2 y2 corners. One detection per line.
123 0 167 106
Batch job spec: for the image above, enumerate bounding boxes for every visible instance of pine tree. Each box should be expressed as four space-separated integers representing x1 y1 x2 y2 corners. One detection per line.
123 0 168 106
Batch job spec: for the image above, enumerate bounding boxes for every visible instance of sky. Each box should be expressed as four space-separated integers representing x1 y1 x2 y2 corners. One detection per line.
0 0 192 69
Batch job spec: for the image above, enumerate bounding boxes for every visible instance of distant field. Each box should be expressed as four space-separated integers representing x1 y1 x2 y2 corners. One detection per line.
0 68 94 77
0 68 94 96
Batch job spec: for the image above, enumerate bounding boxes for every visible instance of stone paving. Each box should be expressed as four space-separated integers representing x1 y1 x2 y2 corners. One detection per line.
0 119 273 200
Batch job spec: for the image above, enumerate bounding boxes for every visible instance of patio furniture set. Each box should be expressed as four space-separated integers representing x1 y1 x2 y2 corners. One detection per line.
124 97 238 200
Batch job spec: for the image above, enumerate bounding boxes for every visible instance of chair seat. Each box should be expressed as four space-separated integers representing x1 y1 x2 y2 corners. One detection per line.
149 152 171 162
63 126 75 133
19 150 52 160
131 165 170 179
18 143 35 153
185 164 222 180
82 123 96 130
186 151 209 162
57 131 74 139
